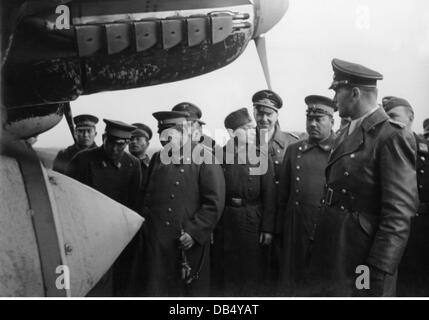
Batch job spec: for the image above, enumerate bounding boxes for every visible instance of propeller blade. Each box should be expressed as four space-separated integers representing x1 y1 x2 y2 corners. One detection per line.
254 36 272 90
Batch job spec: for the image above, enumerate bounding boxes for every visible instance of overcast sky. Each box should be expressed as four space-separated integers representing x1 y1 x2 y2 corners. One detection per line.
36 0 429 149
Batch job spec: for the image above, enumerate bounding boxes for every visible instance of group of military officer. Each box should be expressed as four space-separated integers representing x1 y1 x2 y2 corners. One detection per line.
52 57 429 297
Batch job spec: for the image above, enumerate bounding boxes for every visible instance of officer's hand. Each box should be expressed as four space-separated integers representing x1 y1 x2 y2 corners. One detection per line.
179 232 195 250
259 232 273 246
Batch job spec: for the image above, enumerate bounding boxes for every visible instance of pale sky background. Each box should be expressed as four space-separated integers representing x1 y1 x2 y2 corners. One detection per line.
35 0 429 149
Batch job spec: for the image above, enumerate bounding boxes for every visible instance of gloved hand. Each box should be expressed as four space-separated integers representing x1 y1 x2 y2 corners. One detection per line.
179 232 195 250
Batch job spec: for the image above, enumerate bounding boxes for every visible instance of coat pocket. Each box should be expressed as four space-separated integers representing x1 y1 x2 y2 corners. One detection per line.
357 212 377 237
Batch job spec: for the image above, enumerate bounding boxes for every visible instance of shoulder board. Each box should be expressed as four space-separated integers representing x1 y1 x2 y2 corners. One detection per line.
388 119 406 129
288 132 300 140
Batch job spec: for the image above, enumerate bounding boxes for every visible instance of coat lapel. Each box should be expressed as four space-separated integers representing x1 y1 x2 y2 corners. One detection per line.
327 107 388 168
327 126 364 167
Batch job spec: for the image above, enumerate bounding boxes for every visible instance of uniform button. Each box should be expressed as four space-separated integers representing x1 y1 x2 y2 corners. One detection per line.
297 155 302 159
419 185 423 189
274 160 279 165
344 171 350 177
298 146 302 151
167 208 172 212
296 177 300 182
277 149 281 154
175 181 180 186
295 189 300 193
340 206 345 211
165 221 170 226
420 170 425 174
180 168 185 173
350 154 355 159
295 201 300 206
275 181 279 185
170 194 175 199
248 187 253 191
248 177 253 182
341 189 347 194
421 157 426 162
296 165 301 170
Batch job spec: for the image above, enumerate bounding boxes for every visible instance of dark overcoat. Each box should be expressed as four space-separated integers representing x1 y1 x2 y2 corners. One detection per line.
53 142 97 174
215 143 276 296
397 134 429 296
139 146 225 297
277 134 335 295
308 108 418 297
66 146 142 296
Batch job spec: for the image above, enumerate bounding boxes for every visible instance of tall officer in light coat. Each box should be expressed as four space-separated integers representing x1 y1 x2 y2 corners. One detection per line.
309 58 418 297
252 90 300 288
140 111 225 297
277 95 336 296
382 96 429 296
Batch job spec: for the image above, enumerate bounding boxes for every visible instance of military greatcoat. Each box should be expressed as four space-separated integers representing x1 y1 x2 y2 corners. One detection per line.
308 108 418 297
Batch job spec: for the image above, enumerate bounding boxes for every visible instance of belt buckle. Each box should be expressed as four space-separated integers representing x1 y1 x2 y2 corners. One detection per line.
325 188 334 206
231 198 243 207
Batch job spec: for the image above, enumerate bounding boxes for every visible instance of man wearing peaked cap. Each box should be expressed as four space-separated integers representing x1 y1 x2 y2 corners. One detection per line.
329 58 384 91
308 58 418 297
277 95 336 295
381 97 429 296
129 123 153 187
224 107 253 132
67 118 141 297
252 89 300 291
136 110 225 297
172 102 219 155
214 107 276 296
382 96 414 132
53 114 99 174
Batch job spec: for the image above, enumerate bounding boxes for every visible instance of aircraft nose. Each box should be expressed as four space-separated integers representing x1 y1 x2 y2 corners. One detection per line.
253 0 289 37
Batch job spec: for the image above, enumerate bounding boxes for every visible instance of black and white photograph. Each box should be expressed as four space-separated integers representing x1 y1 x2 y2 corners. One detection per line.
1 0 429 305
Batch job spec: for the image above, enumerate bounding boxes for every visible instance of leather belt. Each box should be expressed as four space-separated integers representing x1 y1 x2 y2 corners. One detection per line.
322 187 379 214
226 197 260 208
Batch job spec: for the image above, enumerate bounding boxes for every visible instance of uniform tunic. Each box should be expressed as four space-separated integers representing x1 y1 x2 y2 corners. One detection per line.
53 142 97 174
277 134 335 295
66 146 142 296
397 135 429 296
308 108 418 297
140 146 225 297
217 143 276 296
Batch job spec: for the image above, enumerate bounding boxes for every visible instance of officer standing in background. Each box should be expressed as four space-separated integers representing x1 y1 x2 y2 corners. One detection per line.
252 89 300 289
53 114 98 174
129 123 153 187
67 119 141 296
277 95 336 296
140 111 225 297
382 96 429 296
424 119 429 141
309 58 418 297
218 108 275 296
